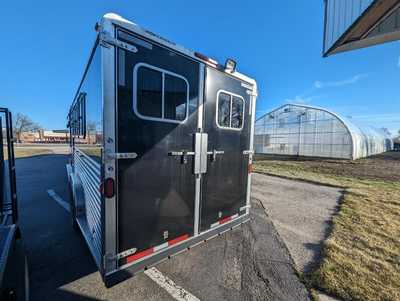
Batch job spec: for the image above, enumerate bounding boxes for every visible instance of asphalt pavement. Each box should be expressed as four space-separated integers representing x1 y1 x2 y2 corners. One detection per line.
15 155 311 301
251 173 343 273
252 173 343 301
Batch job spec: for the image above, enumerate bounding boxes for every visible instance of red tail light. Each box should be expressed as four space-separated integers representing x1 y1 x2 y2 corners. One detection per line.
103 178 115 198
248 164 253 174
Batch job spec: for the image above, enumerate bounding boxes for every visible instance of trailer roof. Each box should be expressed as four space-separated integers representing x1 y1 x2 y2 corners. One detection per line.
100 13 257 90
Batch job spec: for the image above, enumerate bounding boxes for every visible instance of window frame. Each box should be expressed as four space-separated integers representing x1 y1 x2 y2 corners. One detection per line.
133 62 190 124
215 89 245 131
69 92 86 138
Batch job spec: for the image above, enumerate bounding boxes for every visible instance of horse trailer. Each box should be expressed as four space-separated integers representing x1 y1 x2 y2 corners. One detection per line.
67 13 258 287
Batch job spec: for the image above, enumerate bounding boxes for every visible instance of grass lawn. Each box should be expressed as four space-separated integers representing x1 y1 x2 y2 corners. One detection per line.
3 147 54 159
254 152 400 301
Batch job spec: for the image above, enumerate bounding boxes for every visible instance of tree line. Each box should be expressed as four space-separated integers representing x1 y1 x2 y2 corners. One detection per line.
12 113 41 143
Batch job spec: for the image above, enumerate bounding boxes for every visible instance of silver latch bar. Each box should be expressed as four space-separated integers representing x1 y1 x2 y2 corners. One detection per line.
206 150 225 155
168 151 195 165
207 150 224 162
243 150 254 155
99 32 138 53
168 151 195 156
106 152 138 160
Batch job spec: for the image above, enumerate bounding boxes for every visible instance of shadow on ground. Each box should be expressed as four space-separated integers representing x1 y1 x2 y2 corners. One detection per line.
16 155 311 301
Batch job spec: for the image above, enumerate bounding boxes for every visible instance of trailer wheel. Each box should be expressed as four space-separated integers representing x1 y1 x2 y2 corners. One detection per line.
68 182 79 231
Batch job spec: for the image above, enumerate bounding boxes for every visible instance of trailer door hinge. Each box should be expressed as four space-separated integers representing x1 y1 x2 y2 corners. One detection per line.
103 248 138 269
116 248 137 260
99 32 138 53
106 152 138 160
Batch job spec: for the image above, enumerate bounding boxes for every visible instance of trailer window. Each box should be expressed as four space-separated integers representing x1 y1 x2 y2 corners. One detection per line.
134 63 189 123
69 92 86 137
137 67 162 118
231 96 244 128
164 74 187 121
216 91 244 130
218 92 231 127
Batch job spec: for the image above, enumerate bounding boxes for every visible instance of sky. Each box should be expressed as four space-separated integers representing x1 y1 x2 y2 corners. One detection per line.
1 1 399 135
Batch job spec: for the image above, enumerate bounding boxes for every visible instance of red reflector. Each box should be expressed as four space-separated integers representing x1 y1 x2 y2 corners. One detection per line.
248 164 253 174
219 216 232 225
126 248 154 263
104 178 115 198
168 234 189 246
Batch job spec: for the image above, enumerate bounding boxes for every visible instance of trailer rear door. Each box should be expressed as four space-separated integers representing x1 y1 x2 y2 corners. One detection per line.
116 30 200 257
200 67 252 231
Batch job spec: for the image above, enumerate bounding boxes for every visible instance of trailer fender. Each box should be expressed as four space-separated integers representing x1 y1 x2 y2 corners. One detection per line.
67 169 86 221
66 163 73 184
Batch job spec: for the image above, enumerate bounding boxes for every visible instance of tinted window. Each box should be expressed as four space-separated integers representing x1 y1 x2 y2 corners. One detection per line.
217 92 244 129
137 67 162 118
218 92 231 127
164 74 187 121
135 64 189 123
231 96 243 128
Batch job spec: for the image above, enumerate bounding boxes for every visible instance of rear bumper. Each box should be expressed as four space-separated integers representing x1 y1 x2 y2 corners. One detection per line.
104 214 249 287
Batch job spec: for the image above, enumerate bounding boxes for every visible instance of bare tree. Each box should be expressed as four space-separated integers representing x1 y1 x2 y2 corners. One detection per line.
86 121 97 144
13 113 41 143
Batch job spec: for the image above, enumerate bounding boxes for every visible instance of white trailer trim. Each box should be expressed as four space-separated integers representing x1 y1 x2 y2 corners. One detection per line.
100 13 257 88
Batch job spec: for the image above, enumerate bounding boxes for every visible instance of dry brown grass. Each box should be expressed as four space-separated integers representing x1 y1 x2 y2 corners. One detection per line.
254 153 400 301
3 147 54 159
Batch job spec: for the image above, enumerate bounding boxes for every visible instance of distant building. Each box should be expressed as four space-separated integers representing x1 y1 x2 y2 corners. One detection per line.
19 130 69 143
255 104 393 160
19 131 39 143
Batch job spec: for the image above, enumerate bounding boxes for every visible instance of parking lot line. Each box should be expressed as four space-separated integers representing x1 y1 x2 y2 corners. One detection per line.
144 267 200 301
47 189 70 212
46 188 200 300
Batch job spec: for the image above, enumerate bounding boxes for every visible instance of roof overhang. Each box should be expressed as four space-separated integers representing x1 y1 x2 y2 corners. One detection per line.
323 0 400 57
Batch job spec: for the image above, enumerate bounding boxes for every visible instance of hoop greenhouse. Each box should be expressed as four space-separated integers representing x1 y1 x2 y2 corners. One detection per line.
255 104 393 160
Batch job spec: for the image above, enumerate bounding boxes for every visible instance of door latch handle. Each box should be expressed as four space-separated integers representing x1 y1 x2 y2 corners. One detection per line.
168 151 195 164
206 150 224 162
242 150 254 155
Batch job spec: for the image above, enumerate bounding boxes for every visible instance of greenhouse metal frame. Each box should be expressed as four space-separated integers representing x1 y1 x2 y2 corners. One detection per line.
255 104 393 160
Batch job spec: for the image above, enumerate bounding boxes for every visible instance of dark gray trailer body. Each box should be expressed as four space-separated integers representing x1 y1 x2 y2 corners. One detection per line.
67 13 257 287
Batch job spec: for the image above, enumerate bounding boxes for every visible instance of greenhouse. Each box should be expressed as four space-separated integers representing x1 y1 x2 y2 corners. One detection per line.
255 104 393 160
